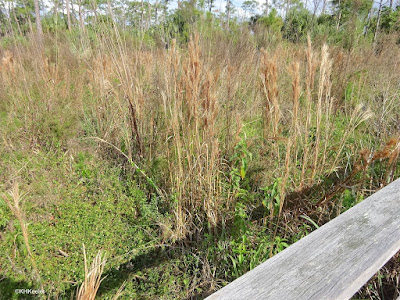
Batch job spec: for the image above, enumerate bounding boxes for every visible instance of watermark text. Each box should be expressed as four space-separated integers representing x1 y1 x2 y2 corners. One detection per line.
15 289 45 295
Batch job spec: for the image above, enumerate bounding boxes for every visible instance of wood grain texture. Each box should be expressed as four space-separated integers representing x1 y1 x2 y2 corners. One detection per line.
206 178 400 300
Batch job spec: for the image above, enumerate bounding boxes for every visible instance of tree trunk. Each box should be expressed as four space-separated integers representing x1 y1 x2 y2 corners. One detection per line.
92 0 98 24
265 0 269 15
53 0 58 16
147 0 152 30
11 2 23 36
78 1 85 31
374 0 383 44
226 0 231 29
140 0 144 32
336 0 341 31
322 0 327 14
71 0 77 25
285 0 290 20
34 0 43 43
66 0 72 31
312 0 318 17
363 6 372 36
208 0 214 12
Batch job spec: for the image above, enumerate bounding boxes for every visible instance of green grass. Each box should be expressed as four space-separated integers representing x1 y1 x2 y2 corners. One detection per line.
0 149 162 299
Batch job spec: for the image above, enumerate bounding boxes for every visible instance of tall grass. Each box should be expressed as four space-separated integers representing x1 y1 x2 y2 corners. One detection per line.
1 22 399 242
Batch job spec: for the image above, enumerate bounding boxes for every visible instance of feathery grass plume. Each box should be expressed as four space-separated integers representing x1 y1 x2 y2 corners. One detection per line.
310 43 331 183
159 37 186 240
290 61 300 137
386 138 400 164
260 48 280 158
99 20 144 158
160 34 229 238
201 70 221 227
300 35 317 189
378 137 400 183
289 60 301 189
163 34 203 239
354 138 400 187
183 33 202 128
186 34 222 231
2 183 43 290
272 60 301 215
352 137 400 190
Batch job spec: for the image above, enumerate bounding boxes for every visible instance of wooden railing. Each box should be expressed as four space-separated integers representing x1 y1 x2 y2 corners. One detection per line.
206 178 400 300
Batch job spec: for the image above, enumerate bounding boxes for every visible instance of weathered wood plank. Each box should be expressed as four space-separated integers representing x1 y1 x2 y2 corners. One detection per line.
206 178 400 300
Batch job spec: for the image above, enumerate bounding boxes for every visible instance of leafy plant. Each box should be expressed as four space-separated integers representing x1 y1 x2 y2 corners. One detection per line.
229 202 251 277
271 236 289 256
261 178 281 221
231 140 253 181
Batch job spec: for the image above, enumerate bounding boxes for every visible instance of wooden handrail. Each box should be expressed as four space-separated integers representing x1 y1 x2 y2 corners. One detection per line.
206 178 400 300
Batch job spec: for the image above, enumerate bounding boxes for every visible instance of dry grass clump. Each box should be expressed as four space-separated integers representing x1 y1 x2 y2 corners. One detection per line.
258 38 374 217
161 35 225 238
76 245 107 300
0 37 86 155
89 30 253 239
75 244 126 300
260 48 280 146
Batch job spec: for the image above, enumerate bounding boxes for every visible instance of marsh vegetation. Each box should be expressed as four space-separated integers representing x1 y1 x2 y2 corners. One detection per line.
0 0 400 299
